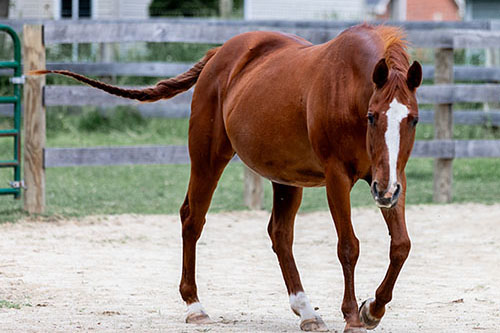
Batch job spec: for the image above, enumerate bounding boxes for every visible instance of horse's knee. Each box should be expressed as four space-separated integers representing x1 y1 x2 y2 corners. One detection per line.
181 216 206 241
337 237 360 267
389 238 411 266
180 197 190 222
180 195 207 241
182 221 205 241
269 230 285 254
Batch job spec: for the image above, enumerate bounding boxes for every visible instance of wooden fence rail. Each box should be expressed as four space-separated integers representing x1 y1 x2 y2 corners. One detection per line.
4 18 500 35
42 83 500 105
44 140 500 168
39 20 500 48
2 105 499 126
17 19 500 213
4 62 500 82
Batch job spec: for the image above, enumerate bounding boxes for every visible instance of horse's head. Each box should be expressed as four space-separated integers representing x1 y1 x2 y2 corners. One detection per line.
366 58 422 209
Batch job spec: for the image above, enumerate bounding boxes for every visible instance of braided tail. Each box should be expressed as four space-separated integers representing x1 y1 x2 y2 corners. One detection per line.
29 47 219 103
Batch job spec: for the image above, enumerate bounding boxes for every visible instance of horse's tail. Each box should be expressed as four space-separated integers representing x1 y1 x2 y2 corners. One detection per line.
29 47 220 103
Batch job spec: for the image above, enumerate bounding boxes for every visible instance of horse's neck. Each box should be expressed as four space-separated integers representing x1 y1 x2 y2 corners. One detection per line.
308 44 375 123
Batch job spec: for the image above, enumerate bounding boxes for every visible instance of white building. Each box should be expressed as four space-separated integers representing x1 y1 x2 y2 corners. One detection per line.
8 0 151 20
244 0 369 21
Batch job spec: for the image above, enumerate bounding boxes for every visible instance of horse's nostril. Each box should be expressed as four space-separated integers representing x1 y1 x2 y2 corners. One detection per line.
394 184 401 198
371 181 379 197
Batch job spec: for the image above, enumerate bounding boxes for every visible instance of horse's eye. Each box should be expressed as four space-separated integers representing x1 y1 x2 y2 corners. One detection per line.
410 116 419 127
367 112 375 125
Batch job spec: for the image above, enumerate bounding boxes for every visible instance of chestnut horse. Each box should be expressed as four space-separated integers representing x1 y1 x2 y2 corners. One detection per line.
32 24 422 332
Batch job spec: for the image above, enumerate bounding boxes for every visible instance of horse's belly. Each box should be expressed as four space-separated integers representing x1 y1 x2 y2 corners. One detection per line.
239 151 326 187
262 163 326 187
227 119 326 187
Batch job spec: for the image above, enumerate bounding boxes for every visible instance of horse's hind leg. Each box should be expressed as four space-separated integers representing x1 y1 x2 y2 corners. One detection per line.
268 183 328 332
179 97 234 324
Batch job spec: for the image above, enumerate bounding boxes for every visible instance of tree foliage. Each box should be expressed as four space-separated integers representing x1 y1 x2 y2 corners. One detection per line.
149 0 219 17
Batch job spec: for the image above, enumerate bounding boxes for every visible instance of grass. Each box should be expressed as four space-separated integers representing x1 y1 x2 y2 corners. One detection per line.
46 108 190 147
0 300 30 309
0 109 499 222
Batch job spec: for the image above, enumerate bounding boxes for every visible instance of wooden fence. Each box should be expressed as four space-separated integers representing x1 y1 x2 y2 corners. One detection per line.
10 19 500 213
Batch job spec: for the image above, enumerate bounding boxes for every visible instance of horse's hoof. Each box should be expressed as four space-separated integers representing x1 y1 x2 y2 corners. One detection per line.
359 298 381 330
300 316 329 332
185 311 213 324
344 327 367 333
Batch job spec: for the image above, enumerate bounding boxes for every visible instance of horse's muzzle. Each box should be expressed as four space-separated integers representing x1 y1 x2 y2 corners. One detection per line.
371 181 401 209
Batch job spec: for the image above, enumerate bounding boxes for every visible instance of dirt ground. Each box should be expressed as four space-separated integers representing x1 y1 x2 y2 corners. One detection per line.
0 204 499 332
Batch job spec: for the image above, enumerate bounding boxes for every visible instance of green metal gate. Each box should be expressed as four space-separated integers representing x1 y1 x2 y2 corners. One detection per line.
0 24 22 199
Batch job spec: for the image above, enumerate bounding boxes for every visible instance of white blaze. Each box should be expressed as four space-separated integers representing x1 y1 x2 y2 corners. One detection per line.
384 99 409 193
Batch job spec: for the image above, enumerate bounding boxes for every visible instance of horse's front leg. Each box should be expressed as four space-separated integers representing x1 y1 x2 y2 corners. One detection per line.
325 169 366 333
359 175 411 330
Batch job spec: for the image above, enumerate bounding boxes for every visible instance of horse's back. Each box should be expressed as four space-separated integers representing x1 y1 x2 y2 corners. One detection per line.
200 31 312 90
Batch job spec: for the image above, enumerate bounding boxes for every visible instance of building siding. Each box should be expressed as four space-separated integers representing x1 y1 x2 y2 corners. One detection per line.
9 0 54 19
245 0 366 21
9 0 151 20
95 0 118 19
119 0 150 19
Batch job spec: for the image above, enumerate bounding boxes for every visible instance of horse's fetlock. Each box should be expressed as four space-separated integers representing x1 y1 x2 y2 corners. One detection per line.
179 282 198 303
341 301 360 321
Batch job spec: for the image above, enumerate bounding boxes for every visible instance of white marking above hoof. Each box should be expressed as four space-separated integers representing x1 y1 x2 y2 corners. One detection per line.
358 298 381 330
185 302 213 324
290 292 328 331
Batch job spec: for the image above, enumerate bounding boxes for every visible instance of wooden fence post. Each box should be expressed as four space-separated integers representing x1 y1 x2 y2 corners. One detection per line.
433 48 454 203
243 165 263 210
23 25 46 214
219 0 233 18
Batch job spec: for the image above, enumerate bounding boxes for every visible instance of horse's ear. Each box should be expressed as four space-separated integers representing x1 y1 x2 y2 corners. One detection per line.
372 58 388 89
407 61 422 91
